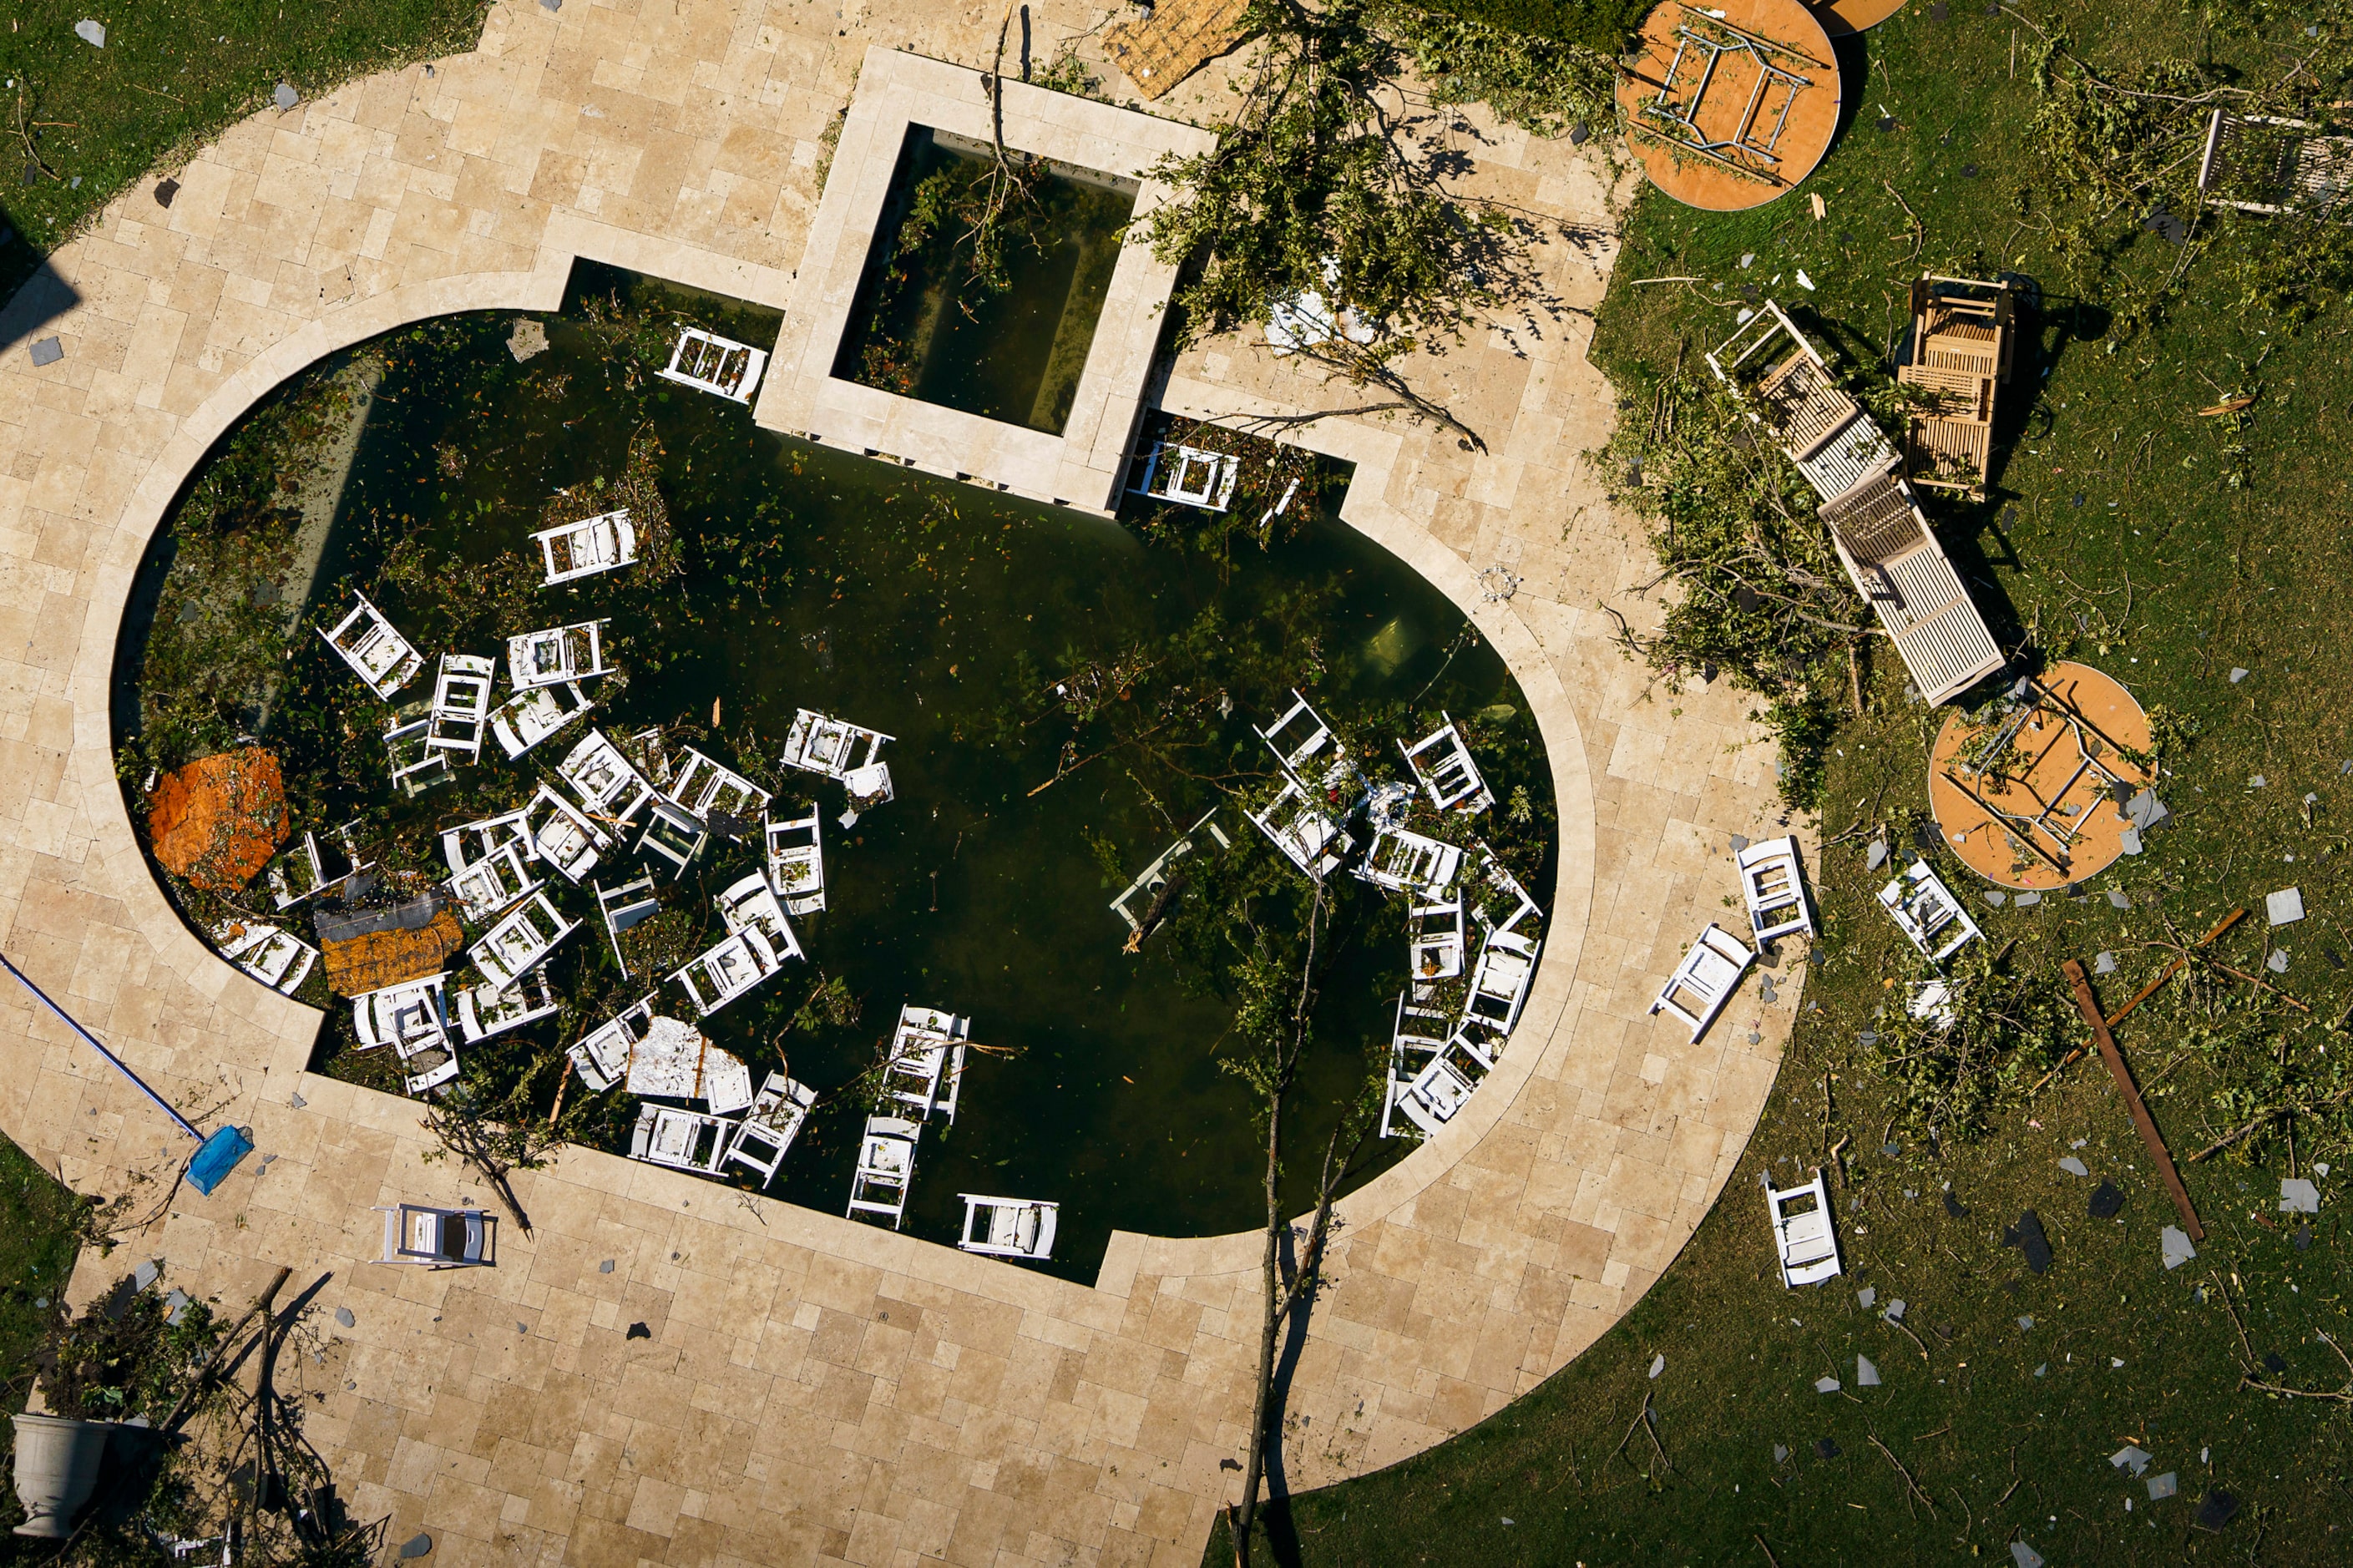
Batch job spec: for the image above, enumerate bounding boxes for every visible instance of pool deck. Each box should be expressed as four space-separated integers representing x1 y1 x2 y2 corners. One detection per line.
0 3 1804 1564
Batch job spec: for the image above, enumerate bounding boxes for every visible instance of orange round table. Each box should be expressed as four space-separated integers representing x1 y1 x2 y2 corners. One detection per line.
1927 662 2154 891
1814 0 1907 35
1616 0 1843 212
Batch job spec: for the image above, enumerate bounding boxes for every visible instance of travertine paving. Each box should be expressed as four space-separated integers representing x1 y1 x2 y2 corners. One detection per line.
0 4 1804 1564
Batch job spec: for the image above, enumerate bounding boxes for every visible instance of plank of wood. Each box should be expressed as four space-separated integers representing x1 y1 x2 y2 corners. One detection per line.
2063 959 2204 1241
2028 908 2245 1094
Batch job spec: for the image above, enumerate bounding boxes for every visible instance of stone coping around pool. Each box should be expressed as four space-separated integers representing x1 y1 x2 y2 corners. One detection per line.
757 47 1216 513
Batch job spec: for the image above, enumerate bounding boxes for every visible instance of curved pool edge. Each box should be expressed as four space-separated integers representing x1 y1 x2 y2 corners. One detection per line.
0 5 1804 1560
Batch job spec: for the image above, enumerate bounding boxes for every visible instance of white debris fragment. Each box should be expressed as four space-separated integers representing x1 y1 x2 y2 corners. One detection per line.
2162 1226 2197 1269
2267 887 2305 926
1648 1353 1665 1379
75 19 106 48
2060 1156 2089 1176
2280 1178 2320 1214
2111 1444 2152 1476
1856 1355 1880 1388
1814 1376 1841 1393
1795 269 1816 290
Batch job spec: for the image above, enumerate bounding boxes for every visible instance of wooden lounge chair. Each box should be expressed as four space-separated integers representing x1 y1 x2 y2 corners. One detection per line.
1765 1169 1842 1287
1817 471 2005 705
2198 109 2353 217
1649 923 1754 1042
1895 276 2014 499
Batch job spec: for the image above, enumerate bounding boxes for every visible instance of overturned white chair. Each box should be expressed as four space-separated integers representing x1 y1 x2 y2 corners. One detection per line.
526 783 608 883
1248 775 1354 880
716 872 805 964
882 1005 969 1125
1391 1034 1495 1136
1136 442 1239 511
780 708 892 780
958 1195 1060 1261
1463 930 1540 1043
455 970 560 1044
507 620 610 689
763 804 827 915
214 920 317 995
637 800 709 878
629 1104 735 1174
447 840 539 925
1738 836 1816 943
1357 827 1462 899
534 508 635 585
724 1073 817 1188
1765 1169 1844 1287
848 1115 922 1228
668 746 772 827
1649 923 1755 1043
1399 715 1495 815
1381 995 1453 1139
567 995 655 1091
557 730 658 828
1879 858 1981 964
467 890 578 992
1408 893 1465 985
671 927 784 1016
317 591 422 699
441 808 532 874
489 680 593 759
657 327 767 403
424 654 497 763
376 1203 495 1269
596 874 660 976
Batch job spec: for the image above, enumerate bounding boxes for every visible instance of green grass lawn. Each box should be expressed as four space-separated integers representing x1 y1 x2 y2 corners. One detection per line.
1216 2 2353 1561
0 2 488 306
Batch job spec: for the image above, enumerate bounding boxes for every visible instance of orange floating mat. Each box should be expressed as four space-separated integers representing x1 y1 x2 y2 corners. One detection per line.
1617 0 1842 211
1927 661 2154 891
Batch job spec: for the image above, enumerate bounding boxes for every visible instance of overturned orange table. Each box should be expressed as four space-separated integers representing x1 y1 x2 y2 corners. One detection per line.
1927 662 2154 891
1617 0 1843 211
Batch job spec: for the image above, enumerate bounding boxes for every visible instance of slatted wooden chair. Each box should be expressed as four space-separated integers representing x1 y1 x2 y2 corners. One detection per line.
2198 109 2353 216
1819 473 2005 705
1896 275 2014 499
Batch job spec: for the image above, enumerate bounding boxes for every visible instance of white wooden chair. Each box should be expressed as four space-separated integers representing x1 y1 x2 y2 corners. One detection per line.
1381 994 1452 1138
456 970 559 1044
1393 1034 1495 1136
848 1115 922 1228
840 761 894 826
724 1073 816 1188
1472 848 1542 940
1738 836 1815 943
383 711 449 797
557 730 657 828
447 840 539 924
1257 688 1344 778
716 872 804 964
1879 858 1981 963
441 808 532 875
567 995 654 1091
596 874 660 976
425 654 497 761
883 1005 969 1125
1464 932 1540 1041
958 1196 1060 1260
1409 893 1465 985
534 508 635 585
402 1050 461 1097
780 708 893 780
1136 442 1239 511
376 1204 495 1268
698 1049 757 1116
1399 715 1495 814
467 891 578 991
526 783 607 883
656 327 768 403
267 827 368 910
763 804 827 915
507 620 610 689
629 1104 734 1174
1248 775 1354 880
1649 923 1754 1042
489 680 593 759
637 800 708 878
668 746 772 826
1765 1169 1843 1287
671 928 782 1016
1357 827 1462 899
317 591 422 699
353 974 451 1056
213 921 317 995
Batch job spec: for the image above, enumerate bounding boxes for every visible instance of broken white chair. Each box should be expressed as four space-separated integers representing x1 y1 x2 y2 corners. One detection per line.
317 591 423 699
214 920 317 995
267 827 368 911
382 711 450 797
376 1203 495 1268
1393 1034 1495 1136
1409 893 1465 985
1879 858 1982 963
672 928 782 1016
1248 775 1354 880
567 995 655 1091
424 654 497 761
489 680 593 759
1471 847 1543 940
723 1073 816 1187
1358 827 1462 899
1136 442 1239 511
624 1014 721 1101
668 746 772 827
780 708 893 780
526 783 607 883
534 508 636 585
698 1049 757 1116
456 969 560 1044
352 974 452 1056
558 730 658 828
1907 978 1957 1029
656 326 767 403
1399 715 1496 814
958 1195 1060 1260
1765 1169 1844 1287
441 808 533 874
1381 994 1453 1138
467 890 578 991
402 1050 462 1098
629 1104 735 1174
1257 688 1345 778
841 761 894 825
1649 923 1755 1043
1738 836 1816 943
596 874 660 975
447 840 539 924
636 800 708 878
883 1005 970 1125
847 1115 922 1228
716 872 805 964
1463 932 1540 1041
507 620 610 690
763 804 827 915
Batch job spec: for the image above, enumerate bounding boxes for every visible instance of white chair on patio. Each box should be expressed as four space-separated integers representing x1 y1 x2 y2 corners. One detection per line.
534 508 635 585
1879 858 1982 963
489 680 594 759
317 591 423 699
629 1104 735 1174
723 1073 817 1188
764 804 827 914
848 1115 923 1228
1648 923 1755 1043
958 1196 1060 1260
467 891 578 992
1765 1169 1844 1287
376 1203 495 1268
1738 836 1816 943
1399 715 1495 815
506 620 610 690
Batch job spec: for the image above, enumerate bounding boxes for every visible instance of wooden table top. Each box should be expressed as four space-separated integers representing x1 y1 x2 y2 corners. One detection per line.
1617 0 1845 211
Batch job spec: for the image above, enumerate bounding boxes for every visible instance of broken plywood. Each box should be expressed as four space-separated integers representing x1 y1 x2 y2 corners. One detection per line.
321 907 466 997
147 747 288 893
1104 0 1252 100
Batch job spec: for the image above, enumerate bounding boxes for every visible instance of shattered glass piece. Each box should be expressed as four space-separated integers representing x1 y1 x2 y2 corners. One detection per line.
1984 889 2006 906
2089 1181 2124 1219
2267 887 2305 926
2093 950 2118 974
2014 890 2042 905
2003 1211 2052 1274
2196 1490 2239 1531
2108 888 2133 909
75 19 106 48
2229 667 2249 683
2268 950 2290 974
1648 1353 1665 1379
2033 1363 2047 1377
2059 1156 2088 1177
2118 827 2143 855
1856 1355 1880 1388
1857 1287 1876 1309
274 82 300 111
1815 1438 1840 1459
2280 1178 2320 1214
599 1259 615 1273
336 1307 356 1328
2162 1226 2196 1269
2148 1471 2177 1500
1773 1443 1789 1463
29 336 63 367
2112 1444 2152 1476
2017 1316 2034 1330
1866 839 1889 871
2011 1541 2044 1568
1814 1376 1841 1393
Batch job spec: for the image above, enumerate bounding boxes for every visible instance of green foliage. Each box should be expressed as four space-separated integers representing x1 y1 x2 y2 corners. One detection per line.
1861 938 2075 1143
38 1277 221 1423
1374 0 1619 137
0 1138 87 1417
1399 0 1647 53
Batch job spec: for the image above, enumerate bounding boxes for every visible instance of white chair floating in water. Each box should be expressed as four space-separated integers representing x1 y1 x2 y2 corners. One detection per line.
716 872 805 964
558 730 657 828
376 1203 495 1268
382 710 449 797
1738 836 1816 943
883 1005 970 1125
447 840 539 924
1248 776 1354 880
724 1072 817 1188
267 826 369 911
456 969 559 1044
657 327 768 403
780 708 893 780
1380 994 1452 1138
1357 827 1461 899
423 654 497 762
629 1103 736 1174
1257 688 1345 779
353 974 452 1056
213 920 317 995
489 680 593 759
1765 1169 1843 1287
596 873 660 975
317 590 422 699
848 1115 922 1228
467 890 578 992
1463 929 1540 1042
1649 923 1755 1043
1136 442 1239 512
1399 715 1495 815
958 1195 1060 1260
763 803 827 915
637 800 709 878
526 783 607 883
668 746 772 827
441 808 532 874
534 508 635 585
507 620 611 690
1409 893 1465 986
671 926 785 1016
1879 858 1981 964
1392 1034 1495 1136
567 995 654 1091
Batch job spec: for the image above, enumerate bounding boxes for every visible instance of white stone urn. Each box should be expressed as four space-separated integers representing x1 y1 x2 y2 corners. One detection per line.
10 1412 114 1538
